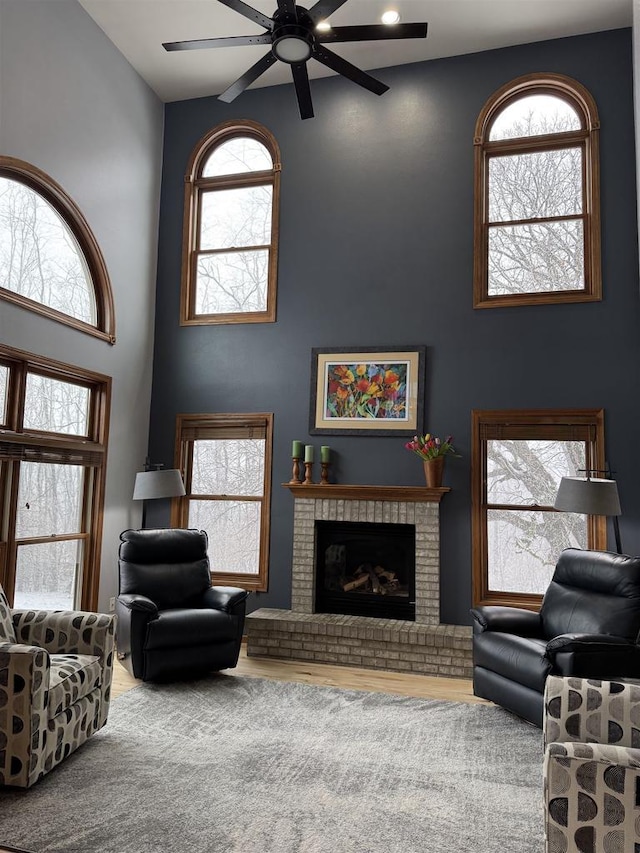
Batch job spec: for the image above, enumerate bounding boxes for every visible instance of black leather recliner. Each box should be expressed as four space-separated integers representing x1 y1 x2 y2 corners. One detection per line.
116 528 249 681
471 548 640 727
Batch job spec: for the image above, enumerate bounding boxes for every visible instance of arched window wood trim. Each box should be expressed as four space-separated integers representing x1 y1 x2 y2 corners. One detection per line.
0 157 116 343
180 119 281 326
473 73 601 309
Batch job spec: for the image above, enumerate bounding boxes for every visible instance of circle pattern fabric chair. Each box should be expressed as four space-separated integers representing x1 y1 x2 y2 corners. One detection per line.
0 584 115 788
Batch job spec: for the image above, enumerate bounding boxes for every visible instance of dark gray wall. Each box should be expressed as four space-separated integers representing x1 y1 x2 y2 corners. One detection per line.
151 29 639 625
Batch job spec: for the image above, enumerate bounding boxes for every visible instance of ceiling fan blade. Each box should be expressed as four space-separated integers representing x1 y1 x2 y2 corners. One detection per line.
216 0 273 31
163 34 272 51
307 0 349 24
276 0 298 16
313 44 389 96
291 63 314 119
318 22 428 44
218 50 278 103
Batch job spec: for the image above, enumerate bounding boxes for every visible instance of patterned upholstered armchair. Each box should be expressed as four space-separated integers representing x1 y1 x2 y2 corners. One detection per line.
0 585 115 788
544 675 640 852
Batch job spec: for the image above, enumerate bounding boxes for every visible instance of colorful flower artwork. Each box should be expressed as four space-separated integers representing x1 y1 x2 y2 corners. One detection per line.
324 361 408 421
310 347 425 436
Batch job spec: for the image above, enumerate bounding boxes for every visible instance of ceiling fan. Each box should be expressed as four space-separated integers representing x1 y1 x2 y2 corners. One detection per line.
163 0 428 120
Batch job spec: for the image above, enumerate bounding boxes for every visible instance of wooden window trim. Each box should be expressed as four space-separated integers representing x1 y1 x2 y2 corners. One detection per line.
473 73 601 309
180 120 281 327
471 408 606 610
171 412 273 592
0 157 116 343
0 343 111 610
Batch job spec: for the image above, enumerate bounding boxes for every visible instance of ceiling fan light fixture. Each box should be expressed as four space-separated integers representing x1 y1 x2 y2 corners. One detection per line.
163 0 428 120
272 24 314 64
381 10 401 25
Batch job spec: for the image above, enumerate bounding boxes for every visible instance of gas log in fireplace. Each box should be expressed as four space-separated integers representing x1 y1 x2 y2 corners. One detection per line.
314 520 416 621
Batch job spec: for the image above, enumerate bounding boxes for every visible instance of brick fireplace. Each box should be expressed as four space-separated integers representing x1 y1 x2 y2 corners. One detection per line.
245 484 473 678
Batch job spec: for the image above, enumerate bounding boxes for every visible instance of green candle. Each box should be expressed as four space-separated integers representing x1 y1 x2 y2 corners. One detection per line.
292 440 304 458
320 445 330 463
304 444 314 463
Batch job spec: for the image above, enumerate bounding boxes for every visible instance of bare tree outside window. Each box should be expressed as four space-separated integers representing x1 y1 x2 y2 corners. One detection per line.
202 137 272 177
489 94 581 141
14 539 83 610
196 250 269 314
0 177 96 323
16 462 83 540
172 413 273 591
487 440 587 593
14 460 84 609
488 106 584 296
197 184 272 314
191 438 265 496
181 122 280 325
189 501 262 575
188 437 265 575
0 346 110 612
474 74 601 308
472 409 605 608
23 373 90 436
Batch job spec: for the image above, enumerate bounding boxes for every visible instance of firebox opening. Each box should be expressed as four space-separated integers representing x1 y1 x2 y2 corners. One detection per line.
314 520 416 621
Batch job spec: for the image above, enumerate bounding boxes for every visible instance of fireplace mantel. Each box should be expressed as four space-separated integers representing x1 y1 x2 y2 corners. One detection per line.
282 484 450 502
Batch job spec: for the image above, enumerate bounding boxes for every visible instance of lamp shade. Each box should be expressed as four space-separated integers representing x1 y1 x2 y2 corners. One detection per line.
133 469 186 501
554 477 621 516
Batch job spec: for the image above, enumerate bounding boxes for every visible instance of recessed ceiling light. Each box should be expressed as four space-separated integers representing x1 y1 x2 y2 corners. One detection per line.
381 10 400 25
316 20 331 31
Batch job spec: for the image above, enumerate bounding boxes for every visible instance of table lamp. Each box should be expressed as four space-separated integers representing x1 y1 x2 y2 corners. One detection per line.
554 473 622 554
133 461 185 527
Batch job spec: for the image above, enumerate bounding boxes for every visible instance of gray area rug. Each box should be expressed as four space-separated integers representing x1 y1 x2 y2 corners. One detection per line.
0 675 543 852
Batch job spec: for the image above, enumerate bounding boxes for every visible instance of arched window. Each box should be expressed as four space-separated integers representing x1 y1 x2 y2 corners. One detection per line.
473 74 601 308
0 157 115 342
180 120 281 325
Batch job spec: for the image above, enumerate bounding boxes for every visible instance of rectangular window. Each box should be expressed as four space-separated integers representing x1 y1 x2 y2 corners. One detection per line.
23 373 90 436
0 345 110 611
172 413 273 591
472 409 606 608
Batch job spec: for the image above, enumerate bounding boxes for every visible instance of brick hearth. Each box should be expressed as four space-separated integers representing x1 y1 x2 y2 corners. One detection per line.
246 484 473 678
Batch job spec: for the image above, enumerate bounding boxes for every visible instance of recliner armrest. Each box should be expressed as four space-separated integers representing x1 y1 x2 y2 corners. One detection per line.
202 586 249 613
470 605 543 636
546 633 636 655
115 594 158 680
116 593 159 615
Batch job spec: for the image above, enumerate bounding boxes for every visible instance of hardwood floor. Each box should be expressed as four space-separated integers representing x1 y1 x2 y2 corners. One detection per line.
112 644 488 705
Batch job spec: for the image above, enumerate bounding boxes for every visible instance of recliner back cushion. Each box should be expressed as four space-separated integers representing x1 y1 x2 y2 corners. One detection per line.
119 528 211 609
540 549 640 641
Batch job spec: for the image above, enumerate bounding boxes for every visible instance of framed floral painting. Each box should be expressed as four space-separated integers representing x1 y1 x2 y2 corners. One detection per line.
309 346 426 436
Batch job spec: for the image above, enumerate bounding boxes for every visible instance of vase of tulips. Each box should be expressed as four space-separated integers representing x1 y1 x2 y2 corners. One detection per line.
404 433 460 488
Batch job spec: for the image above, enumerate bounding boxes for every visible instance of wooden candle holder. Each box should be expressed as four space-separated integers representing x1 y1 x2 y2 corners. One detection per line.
320 461 330 485
288 457 303 485
303 461 314 485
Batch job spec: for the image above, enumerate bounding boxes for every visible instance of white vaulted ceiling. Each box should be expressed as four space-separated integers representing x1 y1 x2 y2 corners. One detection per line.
78 0 632 102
